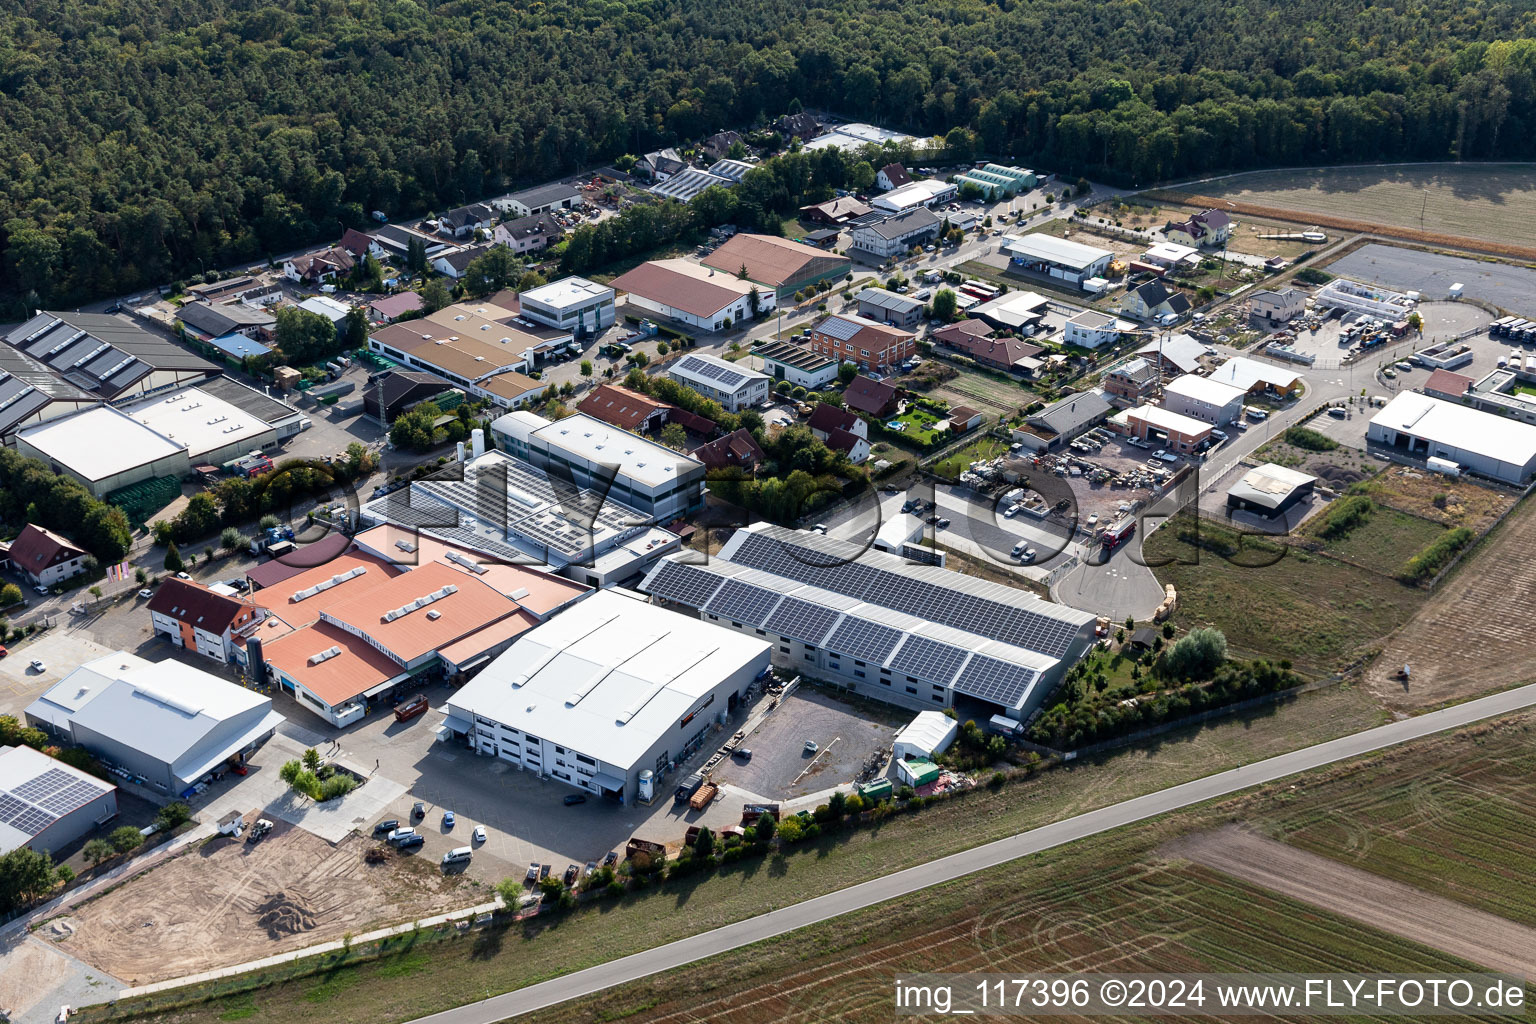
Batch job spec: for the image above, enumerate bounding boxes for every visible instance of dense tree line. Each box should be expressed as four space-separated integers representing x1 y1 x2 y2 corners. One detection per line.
0 449 132 562
5 0 1536 315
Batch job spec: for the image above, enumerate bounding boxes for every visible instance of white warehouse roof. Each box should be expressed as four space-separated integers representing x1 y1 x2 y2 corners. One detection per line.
894 710 959 760
1002 233 1113 270
1127 404 1212 436
1206 356 1303 392
1370 391 1536 467
1162 374 1246 407
444 590 769 772
520 277 613 311
17 404 186 482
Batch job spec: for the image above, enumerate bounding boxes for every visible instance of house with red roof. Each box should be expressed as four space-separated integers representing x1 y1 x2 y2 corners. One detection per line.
807 403 872 464
147 578 263 663
691 428 766 473
840 375 902 418
7 525 88 588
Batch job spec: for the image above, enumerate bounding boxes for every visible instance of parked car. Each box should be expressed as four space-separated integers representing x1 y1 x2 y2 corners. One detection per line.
0 645 8 659
936 517 950 529
33 585 48 595
175 572 191 580
732 748 753 762
539 864 551 879
1086 513 1098 527
396 833 424 850
804 739 819 754
1004 504 1020 518
563 793 587 806
373 819 400 835
442 810 455 829
29 659 44 672
472 825 487 843
1328 407 1347 418
603 851 619 868
386 827 417 844
563 864 579 886
137 588 153 598
412 801 425 819
525 863 541 884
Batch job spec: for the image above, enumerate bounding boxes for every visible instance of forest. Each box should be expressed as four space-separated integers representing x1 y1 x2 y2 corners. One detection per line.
4 0 1536 313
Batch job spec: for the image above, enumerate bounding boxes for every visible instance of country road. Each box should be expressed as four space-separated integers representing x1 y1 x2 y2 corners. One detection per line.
406 679 1536 1024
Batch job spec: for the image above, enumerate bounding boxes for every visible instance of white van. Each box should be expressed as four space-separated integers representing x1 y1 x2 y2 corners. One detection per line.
441 847 473 866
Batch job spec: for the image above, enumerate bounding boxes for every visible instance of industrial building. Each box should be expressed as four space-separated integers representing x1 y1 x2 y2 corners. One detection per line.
855 288 926 329
517 277 616 336
1160 374 1247 425
702 234 851 298
893 710 958 763
362 370 462 424
848 208 942 259
27 653 284 799
871 179 958 214
642 524 1098 718
609 260 776 333
365 442 689 585
1001 235 1114 289
499 183 581 218
970 291 1050 333
4 311 220 403
441 589 771 804
0 745 117 856
1226 464 1317 519
648 166 742 202
752 339 839 389
1118 404 1213 453
1367 391 1536 484
1206 356 1304 396
1011 392 1111 452
666 353 770 411
148 578 263 664
491 409 707 520
368 306 554 409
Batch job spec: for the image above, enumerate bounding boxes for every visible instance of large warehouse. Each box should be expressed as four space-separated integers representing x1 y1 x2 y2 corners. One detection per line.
0 745 117 856
703 233 851 298
609 259 776 333
26 653 285 798
641 524 1097 718
441 589 771 804
1367 391 1536 484
1001 234 1114 289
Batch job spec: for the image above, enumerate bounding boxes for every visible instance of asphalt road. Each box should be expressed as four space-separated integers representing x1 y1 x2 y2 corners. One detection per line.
406 680 1536 1024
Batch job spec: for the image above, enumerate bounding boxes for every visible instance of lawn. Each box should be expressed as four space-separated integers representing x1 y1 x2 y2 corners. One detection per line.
1300 503 1448 576
1148 513 1428 676
98 682 1388 1024
890 405 947 445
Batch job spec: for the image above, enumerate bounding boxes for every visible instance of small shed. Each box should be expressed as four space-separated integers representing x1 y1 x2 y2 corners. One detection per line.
1126 627 1160 652
896 759 942 787
893 710 958 763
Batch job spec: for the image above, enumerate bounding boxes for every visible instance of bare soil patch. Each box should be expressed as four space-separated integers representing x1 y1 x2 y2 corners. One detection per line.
1165 825 1536 978
1366 496 1536 710
55 816 473 985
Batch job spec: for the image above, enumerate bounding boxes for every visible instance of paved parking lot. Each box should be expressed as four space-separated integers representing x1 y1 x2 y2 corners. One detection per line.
709 689 900 801
1332 243 1536 312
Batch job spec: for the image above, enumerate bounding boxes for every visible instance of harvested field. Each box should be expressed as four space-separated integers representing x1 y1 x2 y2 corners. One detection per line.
1254 713 1536 928
56 816 472 985
1366 494 1536 710
1181 164 1536 252
1166 826 1536 978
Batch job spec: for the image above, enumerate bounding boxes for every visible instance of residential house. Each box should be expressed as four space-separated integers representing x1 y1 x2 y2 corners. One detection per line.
1063 309 1133 349
876 163 911 191
637 148 688 181
1136 334 1208 376
807 403 872 464
493 212 564 255
1012 392 1112 452
1123 280 1192 322
841 375 902 418
800 197 874 225
806 313 916 374
339 228 376 261
1161 374 1247 425
943 332 1043 375
702 131 744 161
368 292 425 324
367 223 454 262
175 301 275 343
931 319 994 349
691 428 765 473
1162 209 1232 248
576 384 671 433
1103 357 1160 405
147 578 262 664
848 208 942 260
1422 368 1474 402
433 243 491 280
8 525 88 588
773 112 821 141
283 247 355 286
667 353 771 412
438 203 495 239
1249 287 1306 323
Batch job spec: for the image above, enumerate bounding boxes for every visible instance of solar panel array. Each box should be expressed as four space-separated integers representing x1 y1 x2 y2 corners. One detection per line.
704 578 783 624
762 596 841 645
677 355 747 390
889 635 971 685
826 618 903 664
815 315 863 342
952 654 1037 709
0 765 110 839
731 532 1084 658
645 561 725 608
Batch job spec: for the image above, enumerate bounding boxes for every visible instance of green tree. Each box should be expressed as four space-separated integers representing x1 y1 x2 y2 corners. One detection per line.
1161 627 1228 680
343 305 370 349
579 359 593 377
419 278 452 314
660 423 688 449
406 236 428 277
163 541 184 573
0 584 20 607
302 748 322 774
82 839 113 867
110 825 145 854
273 305 339 365
692 826 715 858
463 245 520 296
155 802 192 830
0 846 55 911
930 288 958 322
220 526 242 552
838 363 857 384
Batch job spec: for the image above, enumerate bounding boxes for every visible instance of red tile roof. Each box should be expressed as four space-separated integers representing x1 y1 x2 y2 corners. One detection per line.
340 228 375 259
609 261 750 318
577 385 669 431
691 428 765 471
807 402 860 435
7 525 84 574
1423 368 1474 397
147 578 251 636
842 375 901 416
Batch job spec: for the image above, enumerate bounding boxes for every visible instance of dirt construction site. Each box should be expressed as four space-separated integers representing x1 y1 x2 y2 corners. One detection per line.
48 815 474 985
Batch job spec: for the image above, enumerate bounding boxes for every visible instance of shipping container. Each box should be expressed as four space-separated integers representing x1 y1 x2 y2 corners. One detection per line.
857 779 894 802
688 782 717 811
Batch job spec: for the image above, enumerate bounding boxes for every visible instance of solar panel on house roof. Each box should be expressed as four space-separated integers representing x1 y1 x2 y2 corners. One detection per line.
677 355 747 389
816 316 863 342
952 654 1037 708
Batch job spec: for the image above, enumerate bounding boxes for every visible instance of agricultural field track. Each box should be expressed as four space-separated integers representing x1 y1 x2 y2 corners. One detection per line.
1147 163 1536 261
1165 826 1536 978
1366 495 1536 711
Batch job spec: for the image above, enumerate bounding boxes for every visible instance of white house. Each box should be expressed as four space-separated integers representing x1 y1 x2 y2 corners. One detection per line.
1160 374 1246 425
1063 309 1133 349
667 353 770 412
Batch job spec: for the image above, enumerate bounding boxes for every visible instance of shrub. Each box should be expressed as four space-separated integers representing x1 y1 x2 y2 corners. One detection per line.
1283 425 1338 451
83 839 113 866
1160 627 1229 681
1317 495 1373 539
110 825 145 854
1400 527 1474 582
155 801 192 830
55 864 75 885
1295 267 1333 285
319 774 358 801
776 816 804 843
